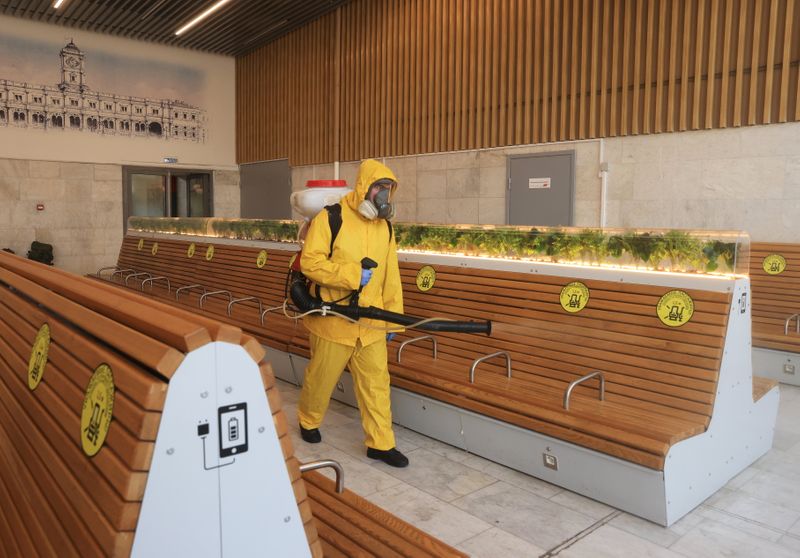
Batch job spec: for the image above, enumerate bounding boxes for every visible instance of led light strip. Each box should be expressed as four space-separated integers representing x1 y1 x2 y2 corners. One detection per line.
175 0 233 36
53 0 68 8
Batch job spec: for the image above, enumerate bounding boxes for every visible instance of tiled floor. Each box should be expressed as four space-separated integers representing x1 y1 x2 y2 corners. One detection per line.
280 380 800 558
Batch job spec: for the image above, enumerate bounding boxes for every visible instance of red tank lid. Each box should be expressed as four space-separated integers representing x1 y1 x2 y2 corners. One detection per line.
306 179 348 188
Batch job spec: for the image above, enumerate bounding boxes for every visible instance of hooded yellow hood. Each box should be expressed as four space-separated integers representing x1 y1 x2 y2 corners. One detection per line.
344 159 398 215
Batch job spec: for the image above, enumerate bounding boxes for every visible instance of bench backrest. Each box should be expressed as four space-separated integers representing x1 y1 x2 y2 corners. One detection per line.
0 251 321 557
749 242 800 325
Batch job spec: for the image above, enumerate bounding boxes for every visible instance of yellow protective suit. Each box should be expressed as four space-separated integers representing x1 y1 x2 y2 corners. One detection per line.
297 159 403 450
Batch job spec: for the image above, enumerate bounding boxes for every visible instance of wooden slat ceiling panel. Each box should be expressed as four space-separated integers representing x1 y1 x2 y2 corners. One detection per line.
0 0 348 56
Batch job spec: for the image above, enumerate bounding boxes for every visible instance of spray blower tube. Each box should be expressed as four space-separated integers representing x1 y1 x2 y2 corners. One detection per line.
289 272 492 335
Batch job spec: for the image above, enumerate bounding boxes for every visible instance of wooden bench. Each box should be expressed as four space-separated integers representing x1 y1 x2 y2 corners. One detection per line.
749 242 800 385
100 230 779 526
3 252 463 557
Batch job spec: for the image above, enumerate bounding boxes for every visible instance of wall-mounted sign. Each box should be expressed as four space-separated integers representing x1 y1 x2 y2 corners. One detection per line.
656 290 694 327
762 254 786 275
416 266 436 292
27 323 50 391
528 177 551 189
81 364 115 457
560 282 589 313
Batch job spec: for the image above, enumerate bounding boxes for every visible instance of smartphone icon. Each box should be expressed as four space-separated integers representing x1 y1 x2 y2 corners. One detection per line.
218 402 248 457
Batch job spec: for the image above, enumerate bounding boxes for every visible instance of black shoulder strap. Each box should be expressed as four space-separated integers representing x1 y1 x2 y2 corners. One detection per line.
324 203 343 257
325 203 393 257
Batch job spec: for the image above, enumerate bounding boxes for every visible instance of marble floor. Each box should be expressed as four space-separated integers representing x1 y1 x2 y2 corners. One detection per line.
280 380 800 558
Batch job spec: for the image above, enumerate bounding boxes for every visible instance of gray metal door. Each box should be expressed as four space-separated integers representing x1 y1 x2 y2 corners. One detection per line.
239 159 291 219
508 151 575 226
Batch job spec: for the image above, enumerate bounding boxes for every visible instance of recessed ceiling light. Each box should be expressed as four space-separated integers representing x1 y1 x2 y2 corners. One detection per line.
175 0 233 36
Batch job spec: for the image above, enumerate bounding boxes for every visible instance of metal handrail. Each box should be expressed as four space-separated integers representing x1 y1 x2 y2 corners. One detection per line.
397 335 438 363
110 268 135 280
95 266 118 277
298 460 345 493
785 313 800 335
228 296 263 317
469 351 512 383
199 290 233 309
124 271 152 285
563 371 606 411
260 304 285 325
175 284 207 301
141 276 171 292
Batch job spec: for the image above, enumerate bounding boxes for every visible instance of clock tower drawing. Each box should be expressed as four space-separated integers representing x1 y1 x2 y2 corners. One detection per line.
59 39 86 93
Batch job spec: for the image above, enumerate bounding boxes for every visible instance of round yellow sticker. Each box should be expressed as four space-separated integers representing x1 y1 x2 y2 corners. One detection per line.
416 266 436 292
205 245 215 261
27 323 50 391
763 254 786 275
187 243 196 258
151 242 159 256
560 282 590 313
81 364 115 457
657 290 694 327
137 238 144 251
256 250 268 268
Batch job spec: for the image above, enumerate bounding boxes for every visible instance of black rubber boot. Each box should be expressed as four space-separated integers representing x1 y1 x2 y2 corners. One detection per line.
366 447 409 468
300 425 321 444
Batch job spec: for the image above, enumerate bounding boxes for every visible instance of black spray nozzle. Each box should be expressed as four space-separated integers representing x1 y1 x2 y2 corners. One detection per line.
361 257 378 270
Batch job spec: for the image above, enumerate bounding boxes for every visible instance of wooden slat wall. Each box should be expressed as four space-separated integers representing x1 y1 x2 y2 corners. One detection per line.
236 0 800 166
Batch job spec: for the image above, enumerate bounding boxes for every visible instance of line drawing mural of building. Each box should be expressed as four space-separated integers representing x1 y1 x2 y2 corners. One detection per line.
0 40 206 142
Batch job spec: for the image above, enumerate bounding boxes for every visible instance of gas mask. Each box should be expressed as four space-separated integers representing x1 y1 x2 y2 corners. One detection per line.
358 179 396 220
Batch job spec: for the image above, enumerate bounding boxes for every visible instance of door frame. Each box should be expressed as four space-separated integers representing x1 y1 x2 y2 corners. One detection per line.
122 166 215 231
506 150 576 226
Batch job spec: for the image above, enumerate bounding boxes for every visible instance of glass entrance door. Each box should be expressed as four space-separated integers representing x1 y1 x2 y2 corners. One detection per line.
131 173 167 217
124 167 213 229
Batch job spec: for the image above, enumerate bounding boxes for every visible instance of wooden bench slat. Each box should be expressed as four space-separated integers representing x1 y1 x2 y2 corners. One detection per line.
0 467 42 557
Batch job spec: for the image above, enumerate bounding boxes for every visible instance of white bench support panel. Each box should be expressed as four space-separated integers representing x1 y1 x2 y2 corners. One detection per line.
753 347 800 386
132 342 310 558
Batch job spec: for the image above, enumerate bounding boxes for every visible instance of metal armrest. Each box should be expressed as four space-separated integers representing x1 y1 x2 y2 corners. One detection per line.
141 276 171 292
469 351 512 383
124 271 152 285
95 266 119 278
227 296 263 317
298 460 344 493
260 304 285 325
397 335 438 363
110 268 135 280
175 284 207 301
199 290 233 309
563 371 605 411
785 313 800 335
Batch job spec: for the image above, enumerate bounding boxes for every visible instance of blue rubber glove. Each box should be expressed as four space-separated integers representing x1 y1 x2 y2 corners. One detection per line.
386 333 396 342
360 268 373 287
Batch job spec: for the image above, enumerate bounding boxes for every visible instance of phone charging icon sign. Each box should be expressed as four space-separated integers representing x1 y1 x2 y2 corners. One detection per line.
219 402 248 458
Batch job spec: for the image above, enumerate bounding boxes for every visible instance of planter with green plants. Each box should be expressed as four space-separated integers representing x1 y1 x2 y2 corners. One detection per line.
127 217 748 275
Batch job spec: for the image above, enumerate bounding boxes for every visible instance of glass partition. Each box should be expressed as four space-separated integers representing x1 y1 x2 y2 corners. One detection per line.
128 217 750 276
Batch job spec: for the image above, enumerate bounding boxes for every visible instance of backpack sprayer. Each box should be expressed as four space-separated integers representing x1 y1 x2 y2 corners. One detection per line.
286 181 491 335
287 257 492 335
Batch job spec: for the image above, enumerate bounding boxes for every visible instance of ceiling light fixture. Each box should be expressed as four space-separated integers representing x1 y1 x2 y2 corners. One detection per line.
53 0 68 8
175 0 233 36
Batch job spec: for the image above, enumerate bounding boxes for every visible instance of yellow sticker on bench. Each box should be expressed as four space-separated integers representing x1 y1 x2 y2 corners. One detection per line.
416 265 436 292
560 282 589 313
657 290 694 327
206 245 215 261
27 323 50 391
763 254 786 275
256 250 268 268
151 242 159 256
187 243 196 258
81 364 115 457
137 238 144 251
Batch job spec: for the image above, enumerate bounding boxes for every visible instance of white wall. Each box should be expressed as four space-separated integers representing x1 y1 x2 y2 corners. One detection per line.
0 15 236 171
292 122 800 242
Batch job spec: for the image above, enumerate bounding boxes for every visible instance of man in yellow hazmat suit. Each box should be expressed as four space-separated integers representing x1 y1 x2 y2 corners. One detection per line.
297 159 409 468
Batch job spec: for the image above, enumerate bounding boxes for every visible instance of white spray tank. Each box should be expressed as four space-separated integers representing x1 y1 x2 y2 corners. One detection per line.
289 179 352 242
